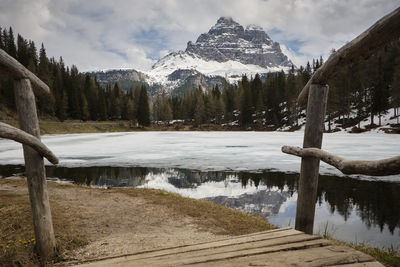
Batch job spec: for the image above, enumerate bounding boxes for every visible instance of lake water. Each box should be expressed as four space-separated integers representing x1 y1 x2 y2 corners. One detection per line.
0 131 399 250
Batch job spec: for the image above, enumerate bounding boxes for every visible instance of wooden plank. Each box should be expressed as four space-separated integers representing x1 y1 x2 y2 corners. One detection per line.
126 238 330 267
137 234 323 264
282 146 400 176
193 245 380 267
0 122 58 164
330 262 384 267
0 49 50 96
75 230 383 267
295 84 329 234
78 232 328 266
77 228 301 266
298 7 400 106
13 78 56 261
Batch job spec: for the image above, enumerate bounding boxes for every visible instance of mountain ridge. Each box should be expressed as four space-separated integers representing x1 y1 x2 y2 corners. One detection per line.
90 17 294 94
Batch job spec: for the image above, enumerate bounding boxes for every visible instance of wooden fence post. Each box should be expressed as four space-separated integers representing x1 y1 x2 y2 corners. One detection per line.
13 78 56 260
295 84 329 234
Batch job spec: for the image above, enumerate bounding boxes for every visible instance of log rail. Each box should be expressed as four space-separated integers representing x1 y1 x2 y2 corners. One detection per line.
0 122 58 164
0 48 57 261
282 146 400 176
284 7 400 235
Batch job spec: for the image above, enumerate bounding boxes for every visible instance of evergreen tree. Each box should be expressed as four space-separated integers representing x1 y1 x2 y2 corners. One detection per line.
67 65 82 119
0 27 3 50
27 41 38 73
53 67 68 121
38 43 50 84
6 27 17 58
97 88 108 121
17 34 29 67
1 28 8 52
137 85 150 126
194 89 206 126
126 98 136 123
251 74 262 112
239 75 253 126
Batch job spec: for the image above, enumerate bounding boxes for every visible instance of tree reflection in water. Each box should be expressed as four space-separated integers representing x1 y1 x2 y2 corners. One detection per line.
0 165 399 235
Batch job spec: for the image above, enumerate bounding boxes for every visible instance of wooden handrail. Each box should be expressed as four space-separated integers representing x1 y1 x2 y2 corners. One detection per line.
0 49 50 95
282 146 400 176
0 122 58 165
298 7 400 106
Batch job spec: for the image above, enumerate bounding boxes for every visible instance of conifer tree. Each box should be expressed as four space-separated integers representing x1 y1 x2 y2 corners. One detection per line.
137 85 150 126
80 94 90 121
194 89 206 126
239 75 253 126
0 27 3 50
17 34 29 67
97 88 108 121
6 27 17 58
1 28 8 51
38 43 50 84
53 67 68 121
27 41 38 73
125 98 136 123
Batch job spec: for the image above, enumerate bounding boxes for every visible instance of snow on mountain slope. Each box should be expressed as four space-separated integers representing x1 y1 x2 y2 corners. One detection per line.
145 51 289 87
144 17 293 91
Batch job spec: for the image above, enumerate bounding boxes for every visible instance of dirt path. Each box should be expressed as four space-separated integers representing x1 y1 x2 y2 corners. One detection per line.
0 178 272 265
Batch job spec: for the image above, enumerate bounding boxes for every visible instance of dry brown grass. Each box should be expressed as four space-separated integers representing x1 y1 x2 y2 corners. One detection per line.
120 188 274 236
0 179 87 266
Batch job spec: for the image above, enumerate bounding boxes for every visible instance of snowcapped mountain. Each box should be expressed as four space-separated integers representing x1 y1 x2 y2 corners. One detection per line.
146 17 293 92
91 17 294 95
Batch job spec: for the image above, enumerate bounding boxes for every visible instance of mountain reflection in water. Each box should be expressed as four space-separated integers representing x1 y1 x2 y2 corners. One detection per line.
0 165 399 249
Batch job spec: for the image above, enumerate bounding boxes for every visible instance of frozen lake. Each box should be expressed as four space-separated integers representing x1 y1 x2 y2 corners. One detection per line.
0 131 399 180
0 131 399 249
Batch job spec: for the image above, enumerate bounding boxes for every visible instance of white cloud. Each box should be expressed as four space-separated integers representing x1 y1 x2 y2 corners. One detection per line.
125 47 156 70
158 49 170 59
0 0 398 71
280 44 306 67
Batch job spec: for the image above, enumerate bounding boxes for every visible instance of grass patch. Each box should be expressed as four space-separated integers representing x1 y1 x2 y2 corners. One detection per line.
2 119 246 135
317 221 400 267
0 179 87 266
328 240 400 267
355 245 400 267
120 188 275 236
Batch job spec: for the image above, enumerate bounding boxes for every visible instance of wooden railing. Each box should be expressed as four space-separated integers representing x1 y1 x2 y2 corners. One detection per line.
282 7 400 235
0 48 58 261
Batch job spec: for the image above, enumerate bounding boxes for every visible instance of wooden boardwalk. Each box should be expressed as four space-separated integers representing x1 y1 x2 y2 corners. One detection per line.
75 227 383 266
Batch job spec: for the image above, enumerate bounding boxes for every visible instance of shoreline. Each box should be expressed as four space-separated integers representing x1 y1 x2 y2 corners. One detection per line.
1 119 398 135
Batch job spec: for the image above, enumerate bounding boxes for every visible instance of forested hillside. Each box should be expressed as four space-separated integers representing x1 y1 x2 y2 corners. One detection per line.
0 26 399 132
0 27 151 126
152 43 400 132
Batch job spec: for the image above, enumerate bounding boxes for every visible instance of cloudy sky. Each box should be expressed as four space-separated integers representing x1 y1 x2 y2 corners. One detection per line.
0 0 398 72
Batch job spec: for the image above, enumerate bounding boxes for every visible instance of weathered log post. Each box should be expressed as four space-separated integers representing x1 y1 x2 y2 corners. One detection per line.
13 78 56 261
295 84 329 234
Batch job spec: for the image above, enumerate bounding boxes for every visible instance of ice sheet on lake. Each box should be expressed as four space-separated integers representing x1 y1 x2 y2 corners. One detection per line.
0 131 399 181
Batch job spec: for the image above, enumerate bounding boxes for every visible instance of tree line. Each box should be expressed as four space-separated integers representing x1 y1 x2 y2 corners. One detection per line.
153 42 400 130
0 26 150 126
1 26 399 130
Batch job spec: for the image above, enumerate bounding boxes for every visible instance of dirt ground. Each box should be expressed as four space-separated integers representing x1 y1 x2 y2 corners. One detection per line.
0 178 273 266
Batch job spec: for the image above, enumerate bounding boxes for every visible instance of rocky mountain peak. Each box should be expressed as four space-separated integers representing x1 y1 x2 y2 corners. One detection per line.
208 16 244 35
185 17 293 69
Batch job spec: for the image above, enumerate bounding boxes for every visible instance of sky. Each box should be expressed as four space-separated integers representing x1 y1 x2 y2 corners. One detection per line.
0 0 398 72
